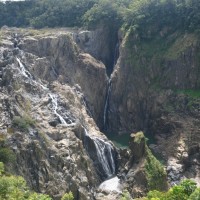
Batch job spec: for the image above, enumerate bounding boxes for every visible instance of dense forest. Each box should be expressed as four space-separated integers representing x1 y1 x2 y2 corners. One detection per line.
0 0 200 33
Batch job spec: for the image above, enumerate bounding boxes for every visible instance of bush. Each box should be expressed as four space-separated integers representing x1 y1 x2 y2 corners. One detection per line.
145 147 167 191
180 179 197 196
61 192 74 200
145 179 200 200
0 162 4 175
0 147 15 164
0 163 52 200
121 189 132 200
12 116 35 131
134 131 145 143
189 188 200 200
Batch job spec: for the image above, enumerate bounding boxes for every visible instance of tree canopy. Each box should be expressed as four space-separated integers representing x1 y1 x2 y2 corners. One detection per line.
0 0 200 34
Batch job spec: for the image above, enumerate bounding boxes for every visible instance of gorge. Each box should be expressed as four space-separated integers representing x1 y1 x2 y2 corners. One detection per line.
0 1 200 199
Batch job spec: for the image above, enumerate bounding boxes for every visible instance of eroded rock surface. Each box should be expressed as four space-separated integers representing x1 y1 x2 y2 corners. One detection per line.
0 28 117 200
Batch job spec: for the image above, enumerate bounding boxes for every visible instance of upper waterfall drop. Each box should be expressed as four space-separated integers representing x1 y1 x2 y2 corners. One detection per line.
103 79 112 130
16 57 33 79
103 41 119 131
48 94 67 125
16 55 48 90
16 55 76 127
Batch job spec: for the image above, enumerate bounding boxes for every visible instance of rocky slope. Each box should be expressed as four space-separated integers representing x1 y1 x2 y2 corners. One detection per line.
0 27 119 200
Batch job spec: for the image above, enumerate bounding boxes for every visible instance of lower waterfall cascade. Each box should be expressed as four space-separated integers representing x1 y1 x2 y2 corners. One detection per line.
82 128 117 180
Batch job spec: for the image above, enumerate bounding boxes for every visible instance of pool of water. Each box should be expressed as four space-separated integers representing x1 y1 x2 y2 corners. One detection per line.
106 132 156 149
106 133 130 149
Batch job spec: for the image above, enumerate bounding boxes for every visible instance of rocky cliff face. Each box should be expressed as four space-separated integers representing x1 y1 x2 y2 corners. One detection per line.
0 27 119 200
0 25 200 200
108 31 200 186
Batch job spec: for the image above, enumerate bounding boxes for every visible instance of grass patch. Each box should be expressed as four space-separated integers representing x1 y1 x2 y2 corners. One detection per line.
12 115 35 131
176 89 200 98
124 30 178 72
165 33 198 60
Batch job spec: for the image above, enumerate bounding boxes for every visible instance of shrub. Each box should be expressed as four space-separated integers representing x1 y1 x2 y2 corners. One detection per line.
28 193 52 200
0 163 52 200
12 115 35 131
145 179 200 200
0 162 4 175
145 147 167 191
189 188 200 200
0 147 15 164
61 192 74 200
180 179 197 196
121 189 132 200
134 131 145 143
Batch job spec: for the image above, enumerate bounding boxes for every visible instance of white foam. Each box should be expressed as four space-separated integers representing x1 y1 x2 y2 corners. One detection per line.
99 176 121 193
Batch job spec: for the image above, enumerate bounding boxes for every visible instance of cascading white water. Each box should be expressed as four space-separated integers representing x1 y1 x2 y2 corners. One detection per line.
16 56 76 126
16 57 33 79
16 57 48 90
51 66 58 77
93 137 115 177
103 79 112 129
48 94 67 125
83 128 116 179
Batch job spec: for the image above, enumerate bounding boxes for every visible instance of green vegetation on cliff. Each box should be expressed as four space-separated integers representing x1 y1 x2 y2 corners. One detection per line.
0 162 74 200
142 179 199 200
145 147 167 191
12 115 35 131
135 132 167 191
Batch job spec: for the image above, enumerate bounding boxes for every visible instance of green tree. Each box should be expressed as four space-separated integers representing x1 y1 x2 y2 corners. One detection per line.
0 162 52 200
180 179 197 196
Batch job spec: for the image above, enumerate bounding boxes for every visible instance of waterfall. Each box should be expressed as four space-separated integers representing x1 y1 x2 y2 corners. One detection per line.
48 94 67 125
103 42 119 130
16 56 48 90
51 65 58 77
103 79 112 130
16 56 76 127
93 137 115 176
16 57 33 79
113 42 119 66
83 128 116 180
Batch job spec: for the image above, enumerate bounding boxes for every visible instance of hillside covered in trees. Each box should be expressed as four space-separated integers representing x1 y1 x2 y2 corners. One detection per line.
0 0 200 32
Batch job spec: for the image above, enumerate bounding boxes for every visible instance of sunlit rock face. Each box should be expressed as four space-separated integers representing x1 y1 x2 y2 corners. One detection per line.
0 28 119 200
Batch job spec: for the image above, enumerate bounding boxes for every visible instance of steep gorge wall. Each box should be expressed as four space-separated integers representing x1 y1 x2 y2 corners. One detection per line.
19 32 108 129
108 30 200 186
108 31 200 135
